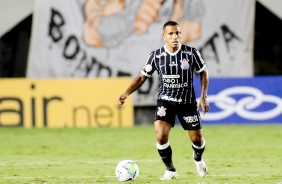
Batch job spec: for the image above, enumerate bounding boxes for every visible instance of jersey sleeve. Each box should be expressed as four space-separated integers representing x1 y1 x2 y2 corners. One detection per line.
141 51 157 77
192 48 206 73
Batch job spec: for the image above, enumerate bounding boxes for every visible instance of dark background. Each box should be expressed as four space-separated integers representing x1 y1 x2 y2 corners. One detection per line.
1 2 281 125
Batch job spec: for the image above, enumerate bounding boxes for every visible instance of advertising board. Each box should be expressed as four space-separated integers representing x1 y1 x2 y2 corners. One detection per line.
0 78 133 127
195 76 282 124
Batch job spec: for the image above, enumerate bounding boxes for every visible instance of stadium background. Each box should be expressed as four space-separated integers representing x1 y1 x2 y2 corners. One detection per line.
0 0 281 127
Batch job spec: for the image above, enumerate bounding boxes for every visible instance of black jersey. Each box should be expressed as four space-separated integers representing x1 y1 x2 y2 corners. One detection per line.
141 44 206 104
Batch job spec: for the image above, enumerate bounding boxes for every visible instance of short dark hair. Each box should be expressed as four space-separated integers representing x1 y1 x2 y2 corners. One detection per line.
163 21 179 31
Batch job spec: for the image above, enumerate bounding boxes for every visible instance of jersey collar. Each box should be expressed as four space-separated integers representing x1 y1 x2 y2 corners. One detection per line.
164 43 182 56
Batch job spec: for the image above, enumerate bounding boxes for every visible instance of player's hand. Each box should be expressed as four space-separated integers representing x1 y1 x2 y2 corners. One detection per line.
134 0 164 34
118 94 127 105
83 0 125 47
170 0 183 21
197 97 210 115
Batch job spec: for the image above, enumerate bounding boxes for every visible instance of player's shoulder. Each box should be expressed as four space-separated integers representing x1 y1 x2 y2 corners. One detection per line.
181 44 198 52
149 46 165 56
181 44 202 57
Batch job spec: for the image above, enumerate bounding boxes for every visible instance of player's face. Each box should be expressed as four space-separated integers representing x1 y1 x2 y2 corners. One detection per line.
163 25 181 51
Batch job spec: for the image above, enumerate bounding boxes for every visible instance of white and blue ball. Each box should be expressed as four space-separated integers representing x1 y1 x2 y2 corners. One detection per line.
115 160 139 182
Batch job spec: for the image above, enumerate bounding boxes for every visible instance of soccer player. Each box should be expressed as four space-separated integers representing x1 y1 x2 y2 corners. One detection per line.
118 21 209 180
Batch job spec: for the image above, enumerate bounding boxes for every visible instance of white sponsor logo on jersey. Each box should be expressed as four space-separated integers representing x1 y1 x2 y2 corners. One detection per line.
163 75 180 79
162 78 188 88
169 61 178 66
181 51 192 55
183 115 199 123
161 96 182 103
156 52 167 58
164 82 188 88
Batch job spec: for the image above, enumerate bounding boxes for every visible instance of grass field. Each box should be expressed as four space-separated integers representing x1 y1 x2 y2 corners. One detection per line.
0 125 281 184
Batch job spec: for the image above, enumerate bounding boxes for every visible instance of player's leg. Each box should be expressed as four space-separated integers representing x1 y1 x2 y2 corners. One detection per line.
188 129 205 161
188 128 207 177
155 120 177 180
177 104 207 177
154 120 175 171
154 100 177 180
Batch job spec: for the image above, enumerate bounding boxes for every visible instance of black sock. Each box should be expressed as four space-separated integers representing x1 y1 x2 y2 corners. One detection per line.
158 145 176 172
192 143 205 162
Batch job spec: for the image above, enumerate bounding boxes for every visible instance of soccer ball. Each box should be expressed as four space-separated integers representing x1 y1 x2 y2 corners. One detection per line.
115 160 139 182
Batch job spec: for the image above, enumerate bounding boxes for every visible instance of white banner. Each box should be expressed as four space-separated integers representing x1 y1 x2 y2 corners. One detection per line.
27 0 255 105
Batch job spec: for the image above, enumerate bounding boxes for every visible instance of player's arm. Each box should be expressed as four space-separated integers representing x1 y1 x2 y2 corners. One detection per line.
197 67 210 115
118 74 148 105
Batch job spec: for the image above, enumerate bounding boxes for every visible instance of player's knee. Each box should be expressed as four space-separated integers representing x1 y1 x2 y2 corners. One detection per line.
156 133 169 144
191 136 204 146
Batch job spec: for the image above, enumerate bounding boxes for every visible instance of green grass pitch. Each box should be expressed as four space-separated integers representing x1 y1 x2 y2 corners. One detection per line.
0 125 281 184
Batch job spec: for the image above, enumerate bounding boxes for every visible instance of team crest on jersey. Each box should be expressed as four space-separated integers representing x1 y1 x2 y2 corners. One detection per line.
180 58 190 70
157 106 167 117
